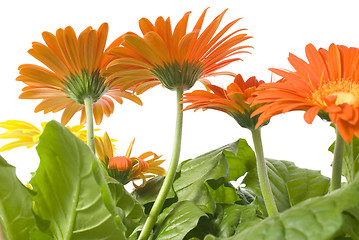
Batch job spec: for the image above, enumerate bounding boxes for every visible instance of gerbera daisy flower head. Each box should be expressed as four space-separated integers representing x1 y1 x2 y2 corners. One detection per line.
0 120 103 151
96 134 166 188
252 43 359 142
17 23 142 125
182 74 268 130
105 8 252 93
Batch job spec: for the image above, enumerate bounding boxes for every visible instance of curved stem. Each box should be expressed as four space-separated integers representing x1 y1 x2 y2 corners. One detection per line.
84 97 95 154
251 128 278 216
331 127 345 191
139 88 184 240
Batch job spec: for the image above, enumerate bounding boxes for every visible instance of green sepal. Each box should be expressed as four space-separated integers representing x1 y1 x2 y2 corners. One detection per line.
152 61 203 91
62 69 109 104
230 109 269 130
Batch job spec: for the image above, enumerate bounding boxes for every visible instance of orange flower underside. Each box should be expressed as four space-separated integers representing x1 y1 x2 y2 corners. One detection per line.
252 43 359 142
105 8 252 92
182 74 264 116
182 74 266 129
18 23 141 125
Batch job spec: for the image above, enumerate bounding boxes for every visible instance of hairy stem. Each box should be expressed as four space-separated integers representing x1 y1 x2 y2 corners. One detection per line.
139 88 184 240
331 127 345 191
84 97 95 154
251 128 278 216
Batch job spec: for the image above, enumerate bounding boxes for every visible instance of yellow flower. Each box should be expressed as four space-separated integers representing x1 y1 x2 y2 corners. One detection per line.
0 120 101 151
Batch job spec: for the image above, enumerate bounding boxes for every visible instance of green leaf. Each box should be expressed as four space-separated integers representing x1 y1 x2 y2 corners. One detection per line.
338 206 359 239
205 176 359 240
0 155 36 240
207 182 241 204
152 201 207 240
108 181 145 237
243 159 330 215
173 139 254 213
224 139 256 181
329 135 359 183
132 176 176 206
29 228 54 240
214 204 261 238
30 121 126 239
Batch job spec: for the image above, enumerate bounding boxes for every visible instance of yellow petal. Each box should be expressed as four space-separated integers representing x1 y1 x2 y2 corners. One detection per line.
0 120 39 131
103 132 113 159
125 138 135 158
0 140 37 151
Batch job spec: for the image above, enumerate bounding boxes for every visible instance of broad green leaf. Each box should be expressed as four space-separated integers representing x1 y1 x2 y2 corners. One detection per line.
207 182 241 204
29 228 54 240
224 139 256 181
152 201 207 240
214 204 261 238
337 206 359 239
108 181 145 237
173 139 253 213
30 121 126 239
0 155 36 240
184 202 261 239
109 182 144 220
132 176 176 206
243 159 330 215
205 176 359 240
329 135 359 183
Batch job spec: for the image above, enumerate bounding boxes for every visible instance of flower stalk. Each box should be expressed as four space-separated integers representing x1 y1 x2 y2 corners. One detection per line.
139 88 184 240
251 128 278 216
84 97 95 154
331 127 345 191
0 223 4 240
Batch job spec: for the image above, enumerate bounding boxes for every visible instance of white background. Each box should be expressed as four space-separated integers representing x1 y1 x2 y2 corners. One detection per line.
1 0 358 185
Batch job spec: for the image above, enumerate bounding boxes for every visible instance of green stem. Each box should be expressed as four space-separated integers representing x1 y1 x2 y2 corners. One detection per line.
0 223 4 240
251 128 278 216
84 97 95 154
331 127 345 191
139 88 184 240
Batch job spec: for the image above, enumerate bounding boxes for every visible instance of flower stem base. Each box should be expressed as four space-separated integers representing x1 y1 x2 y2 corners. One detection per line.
251 128 278 216
331 127 345 191
84 97 95 154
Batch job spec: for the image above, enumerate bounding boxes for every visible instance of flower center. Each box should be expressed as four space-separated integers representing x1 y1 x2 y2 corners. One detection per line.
312 79 359 106
62 69 109 105
152 61 203 91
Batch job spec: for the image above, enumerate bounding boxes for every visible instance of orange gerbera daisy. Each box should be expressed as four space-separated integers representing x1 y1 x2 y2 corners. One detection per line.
96 133 166 188
252 43 359 142
105 8 251 92
17 23 142 125
182 74 267 129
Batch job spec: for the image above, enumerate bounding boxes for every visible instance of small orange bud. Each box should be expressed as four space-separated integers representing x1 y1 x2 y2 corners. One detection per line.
108 156 133 171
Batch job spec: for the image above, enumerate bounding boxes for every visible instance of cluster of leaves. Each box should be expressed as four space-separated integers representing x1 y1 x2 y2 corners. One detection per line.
1 121 359 239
